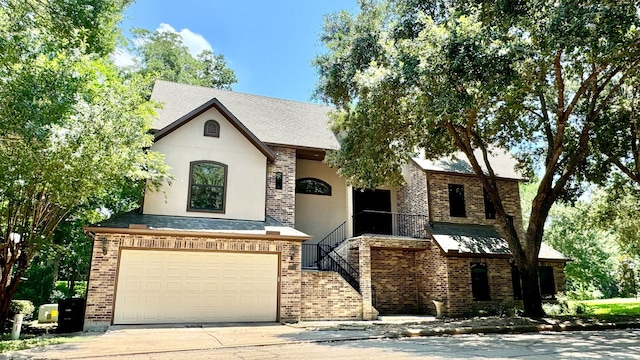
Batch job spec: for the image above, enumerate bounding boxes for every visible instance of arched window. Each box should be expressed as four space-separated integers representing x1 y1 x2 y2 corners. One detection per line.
295 178 331 196
188 161 227 212
204 120 220 137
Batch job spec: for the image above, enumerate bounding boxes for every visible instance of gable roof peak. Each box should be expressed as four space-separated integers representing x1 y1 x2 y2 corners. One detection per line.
153 96 276 161
150 80 340 150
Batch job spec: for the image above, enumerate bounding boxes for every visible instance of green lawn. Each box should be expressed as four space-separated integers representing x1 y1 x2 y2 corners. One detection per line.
0 335 88 353
576 298 640 316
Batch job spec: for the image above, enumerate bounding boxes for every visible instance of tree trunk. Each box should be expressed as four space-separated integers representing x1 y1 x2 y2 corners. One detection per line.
519 260 545 318
0 296 10 330
0 270 22 329
69 278 76 297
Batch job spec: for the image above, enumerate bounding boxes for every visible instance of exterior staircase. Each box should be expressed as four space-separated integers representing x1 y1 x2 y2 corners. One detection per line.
302 221 360 293
301 211 429 294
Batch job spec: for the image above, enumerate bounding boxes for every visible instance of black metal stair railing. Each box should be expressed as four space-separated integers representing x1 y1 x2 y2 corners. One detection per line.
302 221 347 269
301 211 429 293
318 221 347 252
301 221 359 292
317 244 360 293
301 243 321 269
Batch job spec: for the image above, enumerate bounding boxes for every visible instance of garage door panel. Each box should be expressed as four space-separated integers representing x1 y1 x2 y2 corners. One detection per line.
162 294 181 306
114 250 278 325
165 280 181 291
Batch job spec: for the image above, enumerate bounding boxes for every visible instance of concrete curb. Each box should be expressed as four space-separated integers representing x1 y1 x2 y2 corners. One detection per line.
388 321 640 338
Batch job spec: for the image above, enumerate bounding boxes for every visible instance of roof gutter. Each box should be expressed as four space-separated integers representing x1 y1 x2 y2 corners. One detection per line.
83 226 311 243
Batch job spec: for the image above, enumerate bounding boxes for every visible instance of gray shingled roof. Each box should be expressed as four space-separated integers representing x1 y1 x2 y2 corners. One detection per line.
429 222 567 260
92 209 309 237
150 80 339 150
412 148 525 180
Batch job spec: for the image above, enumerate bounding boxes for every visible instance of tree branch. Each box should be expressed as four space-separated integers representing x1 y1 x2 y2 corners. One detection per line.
609 155 640 184
595 58 640 118
554 50 565 120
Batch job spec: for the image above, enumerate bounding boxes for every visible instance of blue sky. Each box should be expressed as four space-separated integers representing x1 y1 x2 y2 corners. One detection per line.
118 0 359 103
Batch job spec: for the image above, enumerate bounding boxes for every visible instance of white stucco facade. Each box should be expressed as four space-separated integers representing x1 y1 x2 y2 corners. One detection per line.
143 108 268 221
295 159 348 242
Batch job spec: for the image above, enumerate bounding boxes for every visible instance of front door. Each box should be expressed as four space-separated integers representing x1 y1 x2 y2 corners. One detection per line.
353 189 392 236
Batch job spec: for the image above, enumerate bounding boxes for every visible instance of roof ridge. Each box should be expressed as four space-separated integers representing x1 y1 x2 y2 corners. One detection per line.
155 79 334 109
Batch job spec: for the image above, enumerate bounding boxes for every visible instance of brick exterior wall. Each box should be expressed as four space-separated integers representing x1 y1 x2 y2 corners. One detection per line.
417 241 449 314
342 235 566 318
371 249 420 314
397 161 429 215
441 257 515 316
350 237 430 319
84 232 302 330
266 146 296 226
427 173 523 233
301 270 362 320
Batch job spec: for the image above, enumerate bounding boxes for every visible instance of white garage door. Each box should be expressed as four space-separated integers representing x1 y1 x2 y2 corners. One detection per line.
113 250 278 325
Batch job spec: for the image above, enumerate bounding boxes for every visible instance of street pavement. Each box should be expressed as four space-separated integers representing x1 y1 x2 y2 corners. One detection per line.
2 318 640 359
81 329 640 359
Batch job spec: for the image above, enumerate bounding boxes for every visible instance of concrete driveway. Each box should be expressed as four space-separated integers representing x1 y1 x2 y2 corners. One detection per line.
4 323 381 359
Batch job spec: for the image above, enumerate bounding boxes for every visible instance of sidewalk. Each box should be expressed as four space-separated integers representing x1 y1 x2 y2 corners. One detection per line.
5 315 640 359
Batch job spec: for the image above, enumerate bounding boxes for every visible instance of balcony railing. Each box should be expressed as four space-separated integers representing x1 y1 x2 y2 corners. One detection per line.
353 210 430 239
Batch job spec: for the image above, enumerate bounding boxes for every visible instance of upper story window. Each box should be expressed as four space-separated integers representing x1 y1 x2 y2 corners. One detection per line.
188 161 227 212
204 120 220 137
483 188 496 219
295 178 331 196
448 184 466 217
275 172 283 190
471 262 490 301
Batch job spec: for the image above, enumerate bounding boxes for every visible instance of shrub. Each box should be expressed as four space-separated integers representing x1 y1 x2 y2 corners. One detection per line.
542 293 592 316
51 281 88 300
49 289 66 303
73 282 87 298
9 300 35 321
464 304 519 318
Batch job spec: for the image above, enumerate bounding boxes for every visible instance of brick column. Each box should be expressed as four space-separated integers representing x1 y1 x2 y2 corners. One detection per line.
266 147 296 226
358 239 375 320
84 234 120 331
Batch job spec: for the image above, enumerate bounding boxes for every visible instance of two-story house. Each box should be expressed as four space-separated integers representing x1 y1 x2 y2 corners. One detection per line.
83 80 567 330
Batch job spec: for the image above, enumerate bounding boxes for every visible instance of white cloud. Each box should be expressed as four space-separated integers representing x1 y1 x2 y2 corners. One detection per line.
112 48 136 68
156 23 213 57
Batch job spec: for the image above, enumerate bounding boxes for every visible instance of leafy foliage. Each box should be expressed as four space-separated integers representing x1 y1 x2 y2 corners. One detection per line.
315 0 640 317
9 300 35 321
12 252 57 308
590 176 640 256
0 0 169 325
543 201 618 299
125 28 237 90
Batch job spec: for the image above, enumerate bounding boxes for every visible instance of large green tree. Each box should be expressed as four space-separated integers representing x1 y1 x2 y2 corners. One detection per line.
0 0 168 325
126 28 237 89
591 176 640 256
543 201 619 299
315 0 640 316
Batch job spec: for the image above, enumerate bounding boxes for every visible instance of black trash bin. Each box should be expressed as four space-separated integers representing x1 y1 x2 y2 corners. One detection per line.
57 298 86 333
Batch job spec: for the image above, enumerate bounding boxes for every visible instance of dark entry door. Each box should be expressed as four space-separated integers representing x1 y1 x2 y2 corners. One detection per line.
353 189 392 236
